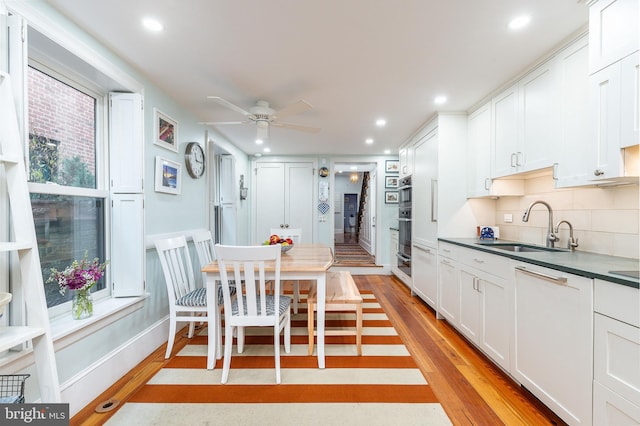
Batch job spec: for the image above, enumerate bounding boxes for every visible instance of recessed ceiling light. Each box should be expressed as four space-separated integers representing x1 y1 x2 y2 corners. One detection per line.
263 147 271 153
142 17 163 32
376 119 386 127
254 153 263 157
384 149 391 154
350 166 357 170
365 138 374 144
508 15 531 30
255 139 264 145
434 95 447 105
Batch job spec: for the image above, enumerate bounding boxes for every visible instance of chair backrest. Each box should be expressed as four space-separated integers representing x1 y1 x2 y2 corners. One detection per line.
192 229 216 267
214 244 281 319
269 228 302 244
155 236 198 306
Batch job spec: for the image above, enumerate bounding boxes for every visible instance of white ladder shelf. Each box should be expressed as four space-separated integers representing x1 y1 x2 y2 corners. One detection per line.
0 72 61 402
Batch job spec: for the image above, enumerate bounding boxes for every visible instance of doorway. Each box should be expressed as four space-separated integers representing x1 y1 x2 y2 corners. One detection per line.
343 193 358 234
332 162 377 267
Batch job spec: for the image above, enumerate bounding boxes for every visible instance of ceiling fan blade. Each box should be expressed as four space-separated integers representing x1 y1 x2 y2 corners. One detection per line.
207 96 253 117
271 122 321 133
273 99 313 120
198 120 250 125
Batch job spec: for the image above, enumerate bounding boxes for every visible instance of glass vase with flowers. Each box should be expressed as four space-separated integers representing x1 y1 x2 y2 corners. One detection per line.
47 252 108 320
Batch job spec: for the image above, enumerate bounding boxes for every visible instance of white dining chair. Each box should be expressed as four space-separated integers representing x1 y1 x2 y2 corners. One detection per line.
215 244 291 384
191 229 236 360
154 236 217 369
269 227 302 313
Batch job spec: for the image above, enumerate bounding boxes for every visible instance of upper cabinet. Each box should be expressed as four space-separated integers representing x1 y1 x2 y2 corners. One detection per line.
587 0 639 181
491 59 557 178
555 35 593 187
399 142 413 178
588 0 639 73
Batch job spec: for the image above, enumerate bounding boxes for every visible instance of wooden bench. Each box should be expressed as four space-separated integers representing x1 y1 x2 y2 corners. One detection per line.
307 271 363 356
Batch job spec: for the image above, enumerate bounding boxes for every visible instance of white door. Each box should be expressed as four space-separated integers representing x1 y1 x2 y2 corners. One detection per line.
254 162 313 243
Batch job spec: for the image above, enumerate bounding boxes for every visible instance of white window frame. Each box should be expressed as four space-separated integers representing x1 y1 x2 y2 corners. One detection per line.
6 2 145 324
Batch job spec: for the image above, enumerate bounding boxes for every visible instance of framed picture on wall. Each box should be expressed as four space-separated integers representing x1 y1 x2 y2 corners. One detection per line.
385 176 399 188
154 108 179 152
154 156 181 194
385 191 398 204
385 160 399 173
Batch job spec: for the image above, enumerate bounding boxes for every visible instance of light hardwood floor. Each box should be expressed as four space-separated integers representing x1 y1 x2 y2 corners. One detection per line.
72 274 566 425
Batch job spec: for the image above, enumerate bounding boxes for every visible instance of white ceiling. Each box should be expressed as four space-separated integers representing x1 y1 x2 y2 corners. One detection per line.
44 0 588 157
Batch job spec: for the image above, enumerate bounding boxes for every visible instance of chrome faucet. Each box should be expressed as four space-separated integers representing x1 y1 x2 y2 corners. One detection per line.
555 220 579 250
522 200 559 248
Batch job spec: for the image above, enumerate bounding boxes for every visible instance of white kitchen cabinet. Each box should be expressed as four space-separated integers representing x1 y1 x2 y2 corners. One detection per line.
517 61 558 172
399 142 413 178
458 248 511 371
437 242 459 326
593 279 640 425
588 0 639 74
589 62 625 180
468 102 525 197
412 242 437 309
491 60 557 178
620 52 639 148
491 84 519 177
253 161 314 243
467 102 493 197
554 35 593 188
513 264 593 426
412 130 438 248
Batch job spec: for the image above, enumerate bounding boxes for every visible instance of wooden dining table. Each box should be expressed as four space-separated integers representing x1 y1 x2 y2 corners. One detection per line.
202 244 334 369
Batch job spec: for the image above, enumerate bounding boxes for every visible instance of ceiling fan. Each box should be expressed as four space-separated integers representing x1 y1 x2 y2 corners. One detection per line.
202 97 321 141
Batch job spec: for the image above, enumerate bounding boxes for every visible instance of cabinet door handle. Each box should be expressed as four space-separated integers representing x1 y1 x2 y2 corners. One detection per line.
516 151 523 166
431 179 438 222
413 243 431 254
484 178 491 191
510 153 517 167
515 266 568 284
473 258 484 263
440 259 451 265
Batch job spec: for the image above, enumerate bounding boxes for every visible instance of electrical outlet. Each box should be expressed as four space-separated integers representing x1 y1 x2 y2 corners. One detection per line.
504 213 513 223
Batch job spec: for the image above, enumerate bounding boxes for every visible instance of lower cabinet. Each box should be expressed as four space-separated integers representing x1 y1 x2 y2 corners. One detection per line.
437 243 459 326
412 243 437 309
513 264 593 426
458 264 510 371
593 279 640 425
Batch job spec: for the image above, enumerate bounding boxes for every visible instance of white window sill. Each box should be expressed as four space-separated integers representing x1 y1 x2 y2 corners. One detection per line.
0 295 147 370
51 294 148 351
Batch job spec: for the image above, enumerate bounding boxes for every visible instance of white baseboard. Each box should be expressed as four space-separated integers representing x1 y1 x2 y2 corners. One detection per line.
61 317 169 417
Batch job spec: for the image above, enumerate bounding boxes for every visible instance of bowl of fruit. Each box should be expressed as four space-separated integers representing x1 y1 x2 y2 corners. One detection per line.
263 234 294 253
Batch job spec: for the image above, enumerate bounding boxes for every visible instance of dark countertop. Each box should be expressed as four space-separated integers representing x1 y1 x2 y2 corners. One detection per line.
439 238 640 289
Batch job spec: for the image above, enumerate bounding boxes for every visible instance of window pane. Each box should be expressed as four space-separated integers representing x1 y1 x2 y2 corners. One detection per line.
28 66 97 189
31 194 106 308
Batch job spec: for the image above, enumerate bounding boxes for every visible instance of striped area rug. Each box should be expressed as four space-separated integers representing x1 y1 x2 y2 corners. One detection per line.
105 291 451 425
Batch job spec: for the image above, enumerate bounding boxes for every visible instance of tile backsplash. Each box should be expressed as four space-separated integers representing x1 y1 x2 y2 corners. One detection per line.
495 175 639 259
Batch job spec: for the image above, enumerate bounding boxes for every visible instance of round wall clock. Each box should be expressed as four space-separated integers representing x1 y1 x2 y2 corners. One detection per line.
319 166 329 177
185 142 205 179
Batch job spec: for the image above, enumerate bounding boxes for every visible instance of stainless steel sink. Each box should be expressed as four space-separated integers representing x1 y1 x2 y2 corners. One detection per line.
476 243 567 253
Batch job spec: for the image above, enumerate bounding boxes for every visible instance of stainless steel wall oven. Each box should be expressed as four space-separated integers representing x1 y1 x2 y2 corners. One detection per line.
397 176 412 277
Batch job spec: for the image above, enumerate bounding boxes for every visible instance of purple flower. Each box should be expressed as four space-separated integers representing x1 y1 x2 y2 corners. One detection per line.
47 251 109 295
